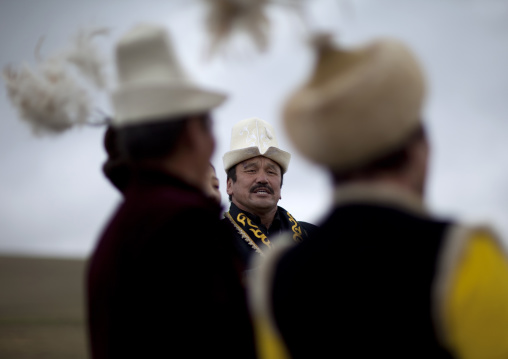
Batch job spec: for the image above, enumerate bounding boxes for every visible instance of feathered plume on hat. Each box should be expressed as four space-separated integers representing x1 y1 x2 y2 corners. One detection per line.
203 0 304 56
2 28 110 136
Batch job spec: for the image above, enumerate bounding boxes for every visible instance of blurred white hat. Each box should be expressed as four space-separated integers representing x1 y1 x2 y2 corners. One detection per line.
283 36 426 172
111 23 227 127
223 117 291 173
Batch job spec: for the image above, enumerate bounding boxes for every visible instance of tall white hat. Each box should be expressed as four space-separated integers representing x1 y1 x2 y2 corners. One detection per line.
223 118 291 173
111 23 227 127
283 37 426 172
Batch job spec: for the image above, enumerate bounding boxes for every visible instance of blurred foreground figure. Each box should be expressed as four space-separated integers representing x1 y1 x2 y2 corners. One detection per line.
253 37 508 358
102 129 223 205
222 117 317 271
87 24 256 358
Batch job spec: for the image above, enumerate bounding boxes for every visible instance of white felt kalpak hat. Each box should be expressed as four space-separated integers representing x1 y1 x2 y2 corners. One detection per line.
283 36 426 172
111 23 226 127
223 118 291 173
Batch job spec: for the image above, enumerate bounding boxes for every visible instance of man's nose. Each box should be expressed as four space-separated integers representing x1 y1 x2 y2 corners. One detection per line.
256 171 269 183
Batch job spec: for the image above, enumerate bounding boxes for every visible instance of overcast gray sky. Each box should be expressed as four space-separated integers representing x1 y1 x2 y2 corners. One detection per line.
1 0 508 258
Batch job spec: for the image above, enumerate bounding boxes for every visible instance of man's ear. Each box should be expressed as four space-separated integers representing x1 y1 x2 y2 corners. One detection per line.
226 177 234 196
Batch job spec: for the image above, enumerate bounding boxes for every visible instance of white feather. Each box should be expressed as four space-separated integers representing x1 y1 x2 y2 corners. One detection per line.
63 28 109 89
2 28 109 136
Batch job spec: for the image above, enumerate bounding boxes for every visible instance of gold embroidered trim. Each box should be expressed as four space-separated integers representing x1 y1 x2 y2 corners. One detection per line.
236 213 272 249
287 211 304 242
225 212 266 257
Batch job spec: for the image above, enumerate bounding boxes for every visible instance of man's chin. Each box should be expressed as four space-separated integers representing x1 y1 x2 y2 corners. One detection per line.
248 198 278 211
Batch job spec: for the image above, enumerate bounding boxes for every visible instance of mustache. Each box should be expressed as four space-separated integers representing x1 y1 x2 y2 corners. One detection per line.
250 183 274 194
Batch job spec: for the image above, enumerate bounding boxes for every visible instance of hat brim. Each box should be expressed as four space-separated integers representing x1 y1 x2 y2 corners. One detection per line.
111 83 227 127
223 146 291 174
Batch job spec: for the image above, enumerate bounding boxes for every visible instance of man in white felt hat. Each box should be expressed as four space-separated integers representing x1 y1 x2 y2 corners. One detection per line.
252 36 508 358
87 24 256 359
222 117 317 271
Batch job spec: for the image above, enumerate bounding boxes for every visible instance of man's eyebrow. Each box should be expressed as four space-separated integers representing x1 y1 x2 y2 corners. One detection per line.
266 163 280 172
242 162 259 169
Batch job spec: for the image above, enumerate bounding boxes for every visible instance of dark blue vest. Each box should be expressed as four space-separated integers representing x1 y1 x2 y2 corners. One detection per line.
271 203 455 358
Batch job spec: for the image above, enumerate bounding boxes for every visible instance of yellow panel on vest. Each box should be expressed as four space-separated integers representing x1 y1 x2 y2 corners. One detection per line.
445 231 508 359
254 316 289 359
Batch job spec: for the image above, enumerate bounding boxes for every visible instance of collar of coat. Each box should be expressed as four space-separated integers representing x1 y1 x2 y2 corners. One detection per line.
333 182 428 217
225 203 307 256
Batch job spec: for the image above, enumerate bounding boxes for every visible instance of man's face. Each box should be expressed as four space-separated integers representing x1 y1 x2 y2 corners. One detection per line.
204 165 222 204
227 156 282 215
181 115 216 194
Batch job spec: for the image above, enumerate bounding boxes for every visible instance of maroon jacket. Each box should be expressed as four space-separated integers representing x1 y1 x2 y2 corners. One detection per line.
87 168 256 358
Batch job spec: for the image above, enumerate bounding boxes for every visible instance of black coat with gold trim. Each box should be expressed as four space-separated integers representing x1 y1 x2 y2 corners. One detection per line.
222 202 317 270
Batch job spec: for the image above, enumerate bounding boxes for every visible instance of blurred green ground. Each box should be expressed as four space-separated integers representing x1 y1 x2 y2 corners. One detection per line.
0 255 88 359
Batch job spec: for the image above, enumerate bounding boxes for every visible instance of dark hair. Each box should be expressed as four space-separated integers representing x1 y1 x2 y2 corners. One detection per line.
117 114 210 161
333 124 426 183
102 114 210 192
102 125 130 193
226 162 284 201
